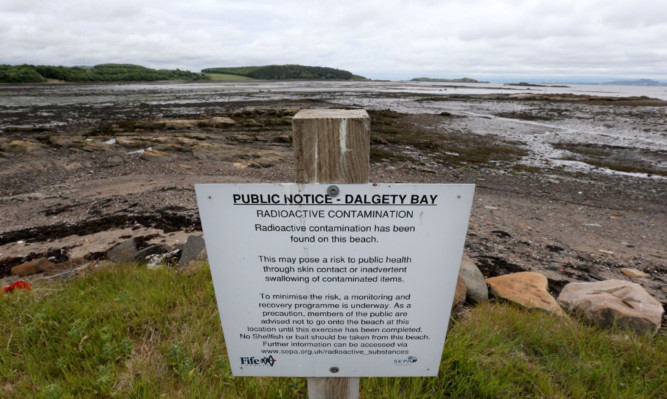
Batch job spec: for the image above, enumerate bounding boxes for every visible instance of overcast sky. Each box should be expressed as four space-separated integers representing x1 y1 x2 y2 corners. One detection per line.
1 0 666 81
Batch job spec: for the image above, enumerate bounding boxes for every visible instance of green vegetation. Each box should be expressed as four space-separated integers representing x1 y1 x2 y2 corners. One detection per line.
203 66 260 77
0 64 209 83
1 264 664 398
204 73 256 81
1 63 363 83
0 64 46 83
202 64 365 80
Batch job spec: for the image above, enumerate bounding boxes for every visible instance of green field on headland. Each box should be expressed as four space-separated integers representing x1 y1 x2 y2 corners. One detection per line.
1 264 664 398
204 72 256 81
202 64 367 80
0 64 209 83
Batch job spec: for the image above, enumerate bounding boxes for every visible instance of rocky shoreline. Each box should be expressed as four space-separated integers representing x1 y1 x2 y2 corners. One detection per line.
0 85 665 330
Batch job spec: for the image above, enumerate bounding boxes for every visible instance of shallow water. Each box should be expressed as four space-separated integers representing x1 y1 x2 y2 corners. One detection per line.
3 81 667 107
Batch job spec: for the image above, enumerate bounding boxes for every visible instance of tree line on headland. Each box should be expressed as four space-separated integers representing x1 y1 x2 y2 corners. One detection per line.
0 64 208 83
0 63 365 83
202 64 366 80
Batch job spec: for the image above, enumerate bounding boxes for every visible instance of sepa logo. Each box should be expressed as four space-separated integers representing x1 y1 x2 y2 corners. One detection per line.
393 356 418 365
240 355 277 367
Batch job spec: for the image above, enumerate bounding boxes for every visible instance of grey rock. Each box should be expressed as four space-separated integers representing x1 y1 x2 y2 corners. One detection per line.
147 249 182 269
459 255 488 303
135 244 170 263
107 238 138 263
558 279 664 335
178 235 207 266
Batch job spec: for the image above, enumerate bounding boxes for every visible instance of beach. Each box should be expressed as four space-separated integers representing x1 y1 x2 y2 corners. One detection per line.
0 81 665 323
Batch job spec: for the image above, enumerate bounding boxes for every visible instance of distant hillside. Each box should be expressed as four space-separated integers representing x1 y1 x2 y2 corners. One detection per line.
603 79 666 86
411 77 487 83
202 65 366 80
0 64 209 83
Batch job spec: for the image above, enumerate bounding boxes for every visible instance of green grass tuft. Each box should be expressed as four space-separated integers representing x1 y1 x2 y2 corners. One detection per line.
1 265 664 398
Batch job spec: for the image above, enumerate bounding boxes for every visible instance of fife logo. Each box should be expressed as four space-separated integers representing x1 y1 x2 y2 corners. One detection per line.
394 356 418 365
240 355 277 367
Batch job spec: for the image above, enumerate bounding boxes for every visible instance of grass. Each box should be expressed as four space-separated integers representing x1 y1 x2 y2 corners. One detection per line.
1 264 665 398
204 73 255 81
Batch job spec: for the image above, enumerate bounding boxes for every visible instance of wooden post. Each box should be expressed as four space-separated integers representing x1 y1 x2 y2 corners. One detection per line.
292 109 370 399
293 109 370 184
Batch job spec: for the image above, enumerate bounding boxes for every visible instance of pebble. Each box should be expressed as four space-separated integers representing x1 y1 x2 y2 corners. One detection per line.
621 268 649 278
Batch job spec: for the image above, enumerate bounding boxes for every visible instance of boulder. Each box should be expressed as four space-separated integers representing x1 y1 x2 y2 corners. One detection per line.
452 275 467 310
486 272 565 315
178 235 207 266
146 249 182 269
459 255 488 303
135 245 170 263
558 280 664 335
107 238 138 263
11 257 54 276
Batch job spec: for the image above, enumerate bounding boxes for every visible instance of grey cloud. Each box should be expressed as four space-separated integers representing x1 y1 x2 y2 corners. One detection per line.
0 0 664 80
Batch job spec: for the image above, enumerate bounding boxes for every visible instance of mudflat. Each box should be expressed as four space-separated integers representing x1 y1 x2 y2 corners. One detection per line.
0 81 664 323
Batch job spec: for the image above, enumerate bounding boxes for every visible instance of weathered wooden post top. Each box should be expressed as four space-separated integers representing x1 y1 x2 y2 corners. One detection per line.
293 109 370 184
